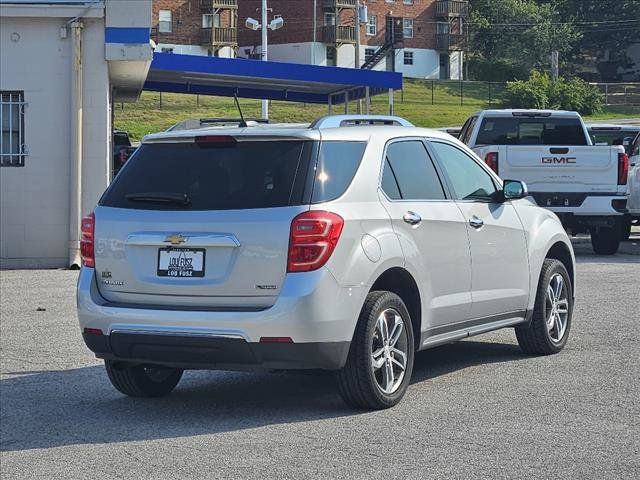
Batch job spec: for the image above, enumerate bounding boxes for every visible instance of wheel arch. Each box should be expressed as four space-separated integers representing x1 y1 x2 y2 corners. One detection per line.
370 267 422 350
545 241 575 294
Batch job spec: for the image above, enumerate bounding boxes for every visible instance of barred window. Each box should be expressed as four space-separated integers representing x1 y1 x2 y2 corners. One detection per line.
1 91 26 167
403 18 414 38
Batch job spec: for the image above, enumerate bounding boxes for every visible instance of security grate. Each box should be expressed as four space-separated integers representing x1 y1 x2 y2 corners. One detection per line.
0 91 27 167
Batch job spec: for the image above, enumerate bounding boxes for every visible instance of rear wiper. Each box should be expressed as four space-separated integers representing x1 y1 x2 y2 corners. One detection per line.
125 192 191 206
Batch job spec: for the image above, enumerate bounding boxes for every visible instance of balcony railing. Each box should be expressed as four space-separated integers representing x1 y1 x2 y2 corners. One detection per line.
200 0 238 12
323 0 357 8
435 0 469 18
200 27 238 46
322 25 356 44
436 33 465 50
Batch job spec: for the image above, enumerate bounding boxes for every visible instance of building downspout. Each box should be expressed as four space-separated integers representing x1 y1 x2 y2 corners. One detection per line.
69 20 83 267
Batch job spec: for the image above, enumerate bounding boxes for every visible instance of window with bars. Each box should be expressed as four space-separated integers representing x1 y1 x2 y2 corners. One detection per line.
1 91 27 167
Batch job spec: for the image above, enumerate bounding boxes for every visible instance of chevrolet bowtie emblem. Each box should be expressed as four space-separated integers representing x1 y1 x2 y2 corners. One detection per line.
164 234 187 245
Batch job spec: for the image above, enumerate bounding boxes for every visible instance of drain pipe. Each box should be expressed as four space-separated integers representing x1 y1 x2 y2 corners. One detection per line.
69 20 84 267
312 0 316 65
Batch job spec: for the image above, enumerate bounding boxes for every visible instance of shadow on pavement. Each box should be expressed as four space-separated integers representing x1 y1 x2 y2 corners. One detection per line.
1 340 525 452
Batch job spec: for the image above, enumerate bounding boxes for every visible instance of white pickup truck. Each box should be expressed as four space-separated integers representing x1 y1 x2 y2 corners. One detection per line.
460 109 629 254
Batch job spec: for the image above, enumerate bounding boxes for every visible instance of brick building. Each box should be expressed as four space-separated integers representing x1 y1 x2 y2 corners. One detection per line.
151 0 238 57
150 0 468 79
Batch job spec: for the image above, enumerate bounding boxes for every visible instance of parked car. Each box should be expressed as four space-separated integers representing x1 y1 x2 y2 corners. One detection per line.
460 110 629 254
587 124 640 155
437 126 462 138
78 115 576 409
112 130 137 176
625 132 640 239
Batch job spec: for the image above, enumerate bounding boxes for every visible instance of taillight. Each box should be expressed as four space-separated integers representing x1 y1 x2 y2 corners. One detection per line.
287 211 344 273
618 152 629 185
485 152 499 174
80 212 95 267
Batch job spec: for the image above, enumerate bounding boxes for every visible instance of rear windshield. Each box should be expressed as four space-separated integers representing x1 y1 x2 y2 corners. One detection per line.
100 139 365 211
477 117 588 146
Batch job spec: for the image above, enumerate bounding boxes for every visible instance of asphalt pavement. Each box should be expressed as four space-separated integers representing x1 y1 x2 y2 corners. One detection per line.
1 232 639 479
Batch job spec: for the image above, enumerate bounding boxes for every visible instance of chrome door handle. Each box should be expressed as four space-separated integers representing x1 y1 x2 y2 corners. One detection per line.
469 216 484 229
403 211 422 225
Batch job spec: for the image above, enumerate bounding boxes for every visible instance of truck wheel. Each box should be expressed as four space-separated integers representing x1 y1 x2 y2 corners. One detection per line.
590 225 620 255
337 291 415 410
105 360 183 397
516 258 573 355
620 217 632 241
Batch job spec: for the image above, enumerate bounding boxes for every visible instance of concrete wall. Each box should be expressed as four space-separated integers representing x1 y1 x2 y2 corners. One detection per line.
154 42 234 58
0 16 110 268
238 41 443 79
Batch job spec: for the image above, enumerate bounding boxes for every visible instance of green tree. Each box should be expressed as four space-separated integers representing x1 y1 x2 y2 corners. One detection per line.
468 0 581 80
545 0 640 79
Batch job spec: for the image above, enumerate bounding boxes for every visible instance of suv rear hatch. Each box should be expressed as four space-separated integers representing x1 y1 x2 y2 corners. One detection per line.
94 134 365 309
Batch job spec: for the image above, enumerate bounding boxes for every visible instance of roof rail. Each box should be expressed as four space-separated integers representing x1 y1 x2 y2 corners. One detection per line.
167 117 269 131
310 115 414 129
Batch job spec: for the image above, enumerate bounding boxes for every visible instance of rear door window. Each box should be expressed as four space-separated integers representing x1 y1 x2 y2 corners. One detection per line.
381 140 446 200
477 117 588 146
100 140 313 210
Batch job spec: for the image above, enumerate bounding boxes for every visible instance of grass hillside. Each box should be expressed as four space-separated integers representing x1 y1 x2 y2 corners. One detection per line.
115 79 639 141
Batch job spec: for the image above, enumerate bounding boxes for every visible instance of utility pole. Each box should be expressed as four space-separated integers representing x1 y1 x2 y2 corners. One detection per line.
551 50 559 81
261 0 268 120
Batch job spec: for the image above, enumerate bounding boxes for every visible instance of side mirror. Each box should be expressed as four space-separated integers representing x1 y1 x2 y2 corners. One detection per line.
622 136 633 147
503 179 528 200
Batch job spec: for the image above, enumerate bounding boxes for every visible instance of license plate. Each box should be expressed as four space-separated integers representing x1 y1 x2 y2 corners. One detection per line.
157 248 205 277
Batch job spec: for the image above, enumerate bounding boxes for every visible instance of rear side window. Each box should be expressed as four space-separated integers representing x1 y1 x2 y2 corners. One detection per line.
311 141 366 203
100 140 312 210
459 116 477 145
381 140 446 200
477 117 588 146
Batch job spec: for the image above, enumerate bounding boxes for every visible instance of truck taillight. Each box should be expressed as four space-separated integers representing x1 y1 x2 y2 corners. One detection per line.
287 211 344 273
618 152 629 185
485 152 499 174
80 212 95 268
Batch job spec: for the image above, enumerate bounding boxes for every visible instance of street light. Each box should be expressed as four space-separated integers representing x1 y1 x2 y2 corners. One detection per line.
245 1 285 120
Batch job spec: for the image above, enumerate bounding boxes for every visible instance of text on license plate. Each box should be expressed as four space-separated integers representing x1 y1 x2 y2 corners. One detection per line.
157 248 205 277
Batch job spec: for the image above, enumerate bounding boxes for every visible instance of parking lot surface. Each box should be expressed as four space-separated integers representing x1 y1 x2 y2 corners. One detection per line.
1 233 639 479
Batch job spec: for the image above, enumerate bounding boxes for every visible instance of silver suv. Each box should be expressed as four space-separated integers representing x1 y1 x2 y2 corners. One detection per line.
77 115 576 409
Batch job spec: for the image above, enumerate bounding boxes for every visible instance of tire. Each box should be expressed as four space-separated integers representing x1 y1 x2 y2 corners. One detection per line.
516 258 573 355
337 291 415 410
105 360 183 397
590 225 620 255
620 217 632 241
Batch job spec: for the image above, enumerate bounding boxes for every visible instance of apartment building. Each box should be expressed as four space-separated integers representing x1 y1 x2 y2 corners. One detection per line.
151 0 467 79
152 0 238 57
238 0 467 79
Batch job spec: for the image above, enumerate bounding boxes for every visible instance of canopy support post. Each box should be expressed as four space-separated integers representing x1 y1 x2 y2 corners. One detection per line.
328 94 333 115
344 90 349 114
388 88 394 115
365 86 370 115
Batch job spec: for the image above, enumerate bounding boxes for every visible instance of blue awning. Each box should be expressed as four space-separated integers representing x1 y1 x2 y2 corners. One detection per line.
144 53 402 105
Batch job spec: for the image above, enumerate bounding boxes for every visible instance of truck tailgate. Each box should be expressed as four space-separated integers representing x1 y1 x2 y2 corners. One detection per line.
498 145 622 192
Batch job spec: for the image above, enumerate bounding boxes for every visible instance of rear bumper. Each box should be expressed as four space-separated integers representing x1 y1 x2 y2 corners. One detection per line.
77 267 365 371
528 194 627 216
83 331 349 370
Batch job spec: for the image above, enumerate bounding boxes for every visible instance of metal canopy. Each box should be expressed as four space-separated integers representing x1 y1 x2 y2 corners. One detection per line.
144 53 402 105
